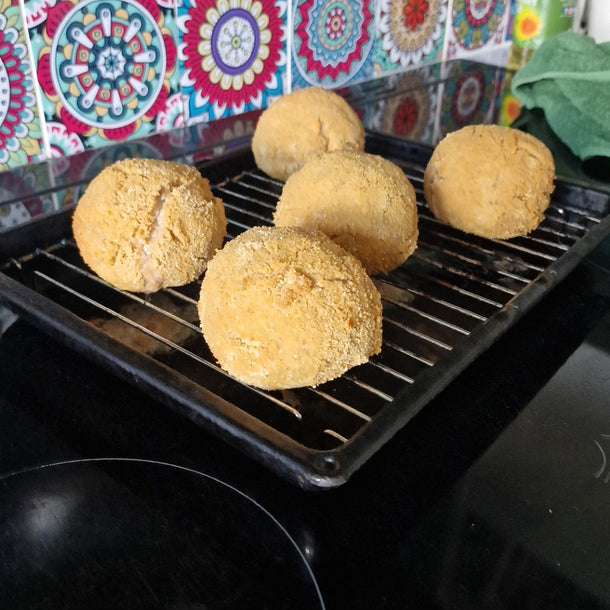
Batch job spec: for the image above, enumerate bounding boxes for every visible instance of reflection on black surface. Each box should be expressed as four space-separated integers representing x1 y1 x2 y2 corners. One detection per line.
0 460 325 610
406 314 610 609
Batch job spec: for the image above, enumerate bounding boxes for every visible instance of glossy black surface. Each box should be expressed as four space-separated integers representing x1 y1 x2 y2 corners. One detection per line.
1 235 609 608
0 460 323 609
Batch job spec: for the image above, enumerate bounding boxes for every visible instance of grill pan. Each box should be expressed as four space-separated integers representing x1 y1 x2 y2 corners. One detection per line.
1 133 609 489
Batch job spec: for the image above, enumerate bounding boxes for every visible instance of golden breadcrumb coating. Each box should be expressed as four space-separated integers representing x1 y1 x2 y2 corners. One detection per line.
198 226 382 390
274 150 419 275
424 125 555 239
72 158 226 293
252 87 365 181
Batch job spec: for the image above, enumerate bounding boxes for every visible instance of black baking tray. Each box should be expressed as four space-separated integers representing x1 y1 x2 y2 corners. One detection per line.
1 133 609 489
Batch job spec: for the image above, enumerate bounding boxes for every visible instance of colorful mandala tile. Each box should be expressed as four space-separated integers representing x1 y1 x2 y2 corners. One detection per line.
445 0 509 59
27 0 183 151
0 0 46 171
367 66 439 144
375 0 448 73
436 61 501 141
497 71 521 127
178 0 287 125
292 0 376 89
24 0 58 28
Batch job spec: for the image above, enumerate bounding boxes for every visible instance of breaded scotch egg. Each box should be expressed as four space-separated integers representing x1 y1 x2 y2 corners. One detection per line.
72 158 226 293
251 87 365 181
423 124 555 239
274 150 419 275
198 226 382 390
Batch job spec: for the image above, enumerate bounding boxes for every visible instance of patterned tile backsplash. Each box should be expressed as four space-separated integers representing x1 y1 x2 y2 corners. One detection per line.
292 0 376 89
0 0 514 171
178 0 288 124
0 0 46 168
27 0 182 151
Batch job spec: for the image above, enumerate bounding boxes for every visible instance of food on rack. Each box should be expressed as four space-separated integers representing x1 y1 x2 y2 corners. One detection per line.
423 124 555 239
72 158 226 293
198 226 382 390
251 86 365 181
274 150 419 275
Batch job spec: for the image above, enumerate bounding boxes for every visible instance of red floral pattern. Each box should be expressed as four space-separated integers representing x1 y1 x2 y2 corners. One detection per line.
0 32 27 147
466 0 495 27
393 97 418 135
403 0 429 31
295 0 374 84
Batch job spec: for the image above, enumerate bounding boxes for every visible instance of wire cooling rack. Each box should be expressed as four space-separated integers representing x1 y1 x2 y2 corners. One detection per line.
1 133 609 489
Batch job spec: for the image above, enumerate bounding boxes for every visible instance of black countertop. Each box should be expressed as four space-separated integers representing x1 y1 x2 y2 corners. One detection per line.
1 62 610 608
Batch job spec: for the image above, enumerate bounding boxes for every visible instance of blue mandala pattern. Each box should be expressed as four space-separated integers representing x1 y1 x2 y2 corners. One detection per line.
0 0 45 170
50 0 166 128
30 0 180 149
292 0 375 89
452 0 506 50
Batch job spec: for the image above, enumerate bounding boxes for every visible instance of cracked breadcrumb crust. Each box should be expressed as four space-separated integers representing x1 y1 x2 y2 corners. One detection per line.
72 158 226 293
